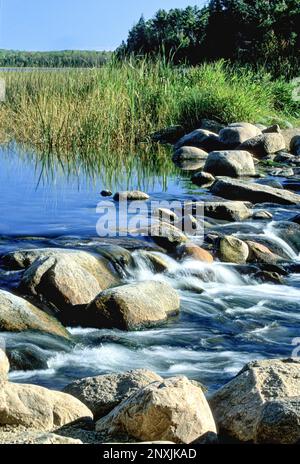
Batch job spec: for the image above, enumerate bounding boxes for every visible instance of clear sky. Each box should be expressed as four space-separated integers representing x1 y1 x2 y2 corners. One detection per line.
0 0 204 51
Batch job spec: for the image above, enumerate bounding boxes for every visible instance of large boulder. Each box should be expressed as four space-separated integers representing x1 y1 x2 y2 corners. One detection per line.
210 358 300 443
239 133 285 158
0 349 9 381
219 123 261 147
176 243 213 263
0 431 83 444
96 376 217 444
281 128 300 152
172 146 208 161
246 241 282 265
18 249 119 312
0 381 93 431
63 369 163 420
175 129 222 152
85 281 180 330
148 222 188 250
204 150 256 177
218 236 249 264
203 200 252 222
211 178 300 205
0 290 70 339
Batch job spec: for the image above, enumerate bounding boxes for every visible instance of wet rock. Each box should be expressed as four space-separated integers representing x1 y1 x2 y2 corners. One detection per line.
262 124 281 134
135 251 170 273
192 171 215 186
176 243 214 263
86 280 180 330
172 146 208 160
255 178 283 189
0 290 70 340
149 222 188 250
0 349 9 381
94 244 133 272
211 178 300 205
7 346 48 371
218 236 249 264
63 369 163 420
254 271 284 284
19 249 119 312
268 167 294 177
154 208 178 222
210 358 300 443
100 190 112 197
113 191 150 201
237 234 292 261
96 376 217 444
271 221 300 253
252 210 273 220
239 133 285 158
274 151 296 163
203 200 252 222
0 431 83 444
219 123 261 147
175 129 223 152
0 382 93 431
290 213 300 225
246 241 282 265
204 150 256 177
255 397 300 444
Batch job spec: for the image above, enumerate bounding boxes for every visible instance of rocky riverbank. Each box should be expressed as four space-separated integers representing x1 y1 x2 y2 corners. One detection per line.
1 120 300 444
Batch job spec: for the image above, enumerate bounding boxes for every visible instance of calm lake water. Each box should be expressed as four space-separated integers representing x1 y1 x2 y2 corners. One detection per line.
1 145 300 393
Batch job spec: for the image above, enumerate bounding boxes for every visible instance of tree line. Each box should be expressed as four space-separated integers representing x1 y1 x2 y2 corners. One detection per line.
117 0 300 78
0 50 112 68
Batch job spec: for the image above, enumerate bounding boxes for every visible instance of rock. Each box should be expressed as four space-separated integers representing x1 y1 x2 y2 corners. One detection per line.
94 244 133 272
271 221 300 253
274 151 296 163
219 123 261 147
63 369 163 420
239 133 285 158
254 271 284 284
192 171 215 186
252 210 273 220
211 178 300 205
0 431 83 444
113 191 150 201
175 129 223 152
203 200 252 222
210 358 300 443
96 376 217 444
281 128 300 152
218 236 249 264
172 159 204 171
7 346 48 372
256 178 283 189
176 243 213 263
200 119 225 134
268 167 294 177
149 222 188 250
151 125 185 144
291 213 300 225
154 208 178 222
291 135 300 156
262 124 281 134
255 397 300 444
172 146 208 160
85 280 180 330
237 234 292 261
0 382 93 431
0 349 9 381
246 241 281 265
100 190 112 197
0 290 70 339
136 251 170 273
204 150 256 177
19 249 119 313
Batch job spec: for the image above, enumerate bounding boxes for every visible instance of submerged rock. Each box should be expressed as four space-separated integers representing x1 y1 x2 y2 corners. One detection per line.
210 358 300 443
218 236 249 264
0 290 70 340
211 178 300 205
64 369 163 420
85 280 180 330
113 191 150 201
96 376 217 444
0 381 93 431
7 346 48 372
204 150 256 177
252 210 273 220
219 123 261 147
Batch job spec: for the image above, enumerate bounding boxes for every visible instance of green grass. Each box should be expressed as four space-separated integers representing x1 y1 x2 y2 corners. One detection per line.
0 59 299 155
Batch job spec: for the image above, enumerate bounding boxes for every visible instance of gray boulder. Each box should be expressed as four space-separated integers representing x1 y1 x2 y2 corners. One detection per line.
239 133 286 158
173 146 208 160
63 369 163 420
86 280 180 330
219 123 261 147
204 150 256 177
211 178 300 205
218 236 249 264
203 200 252 222
113 191 150 201
175 129 222 152
281 128 300 152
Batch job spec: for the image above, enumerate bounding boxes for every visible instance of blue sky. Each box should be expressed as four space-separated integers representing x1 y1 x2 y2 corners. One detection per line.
0 0 204 51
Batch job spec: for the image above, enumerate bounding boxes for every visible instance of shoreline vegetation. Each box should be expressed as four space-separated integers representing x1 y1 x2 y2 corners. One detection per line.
0 59 299 155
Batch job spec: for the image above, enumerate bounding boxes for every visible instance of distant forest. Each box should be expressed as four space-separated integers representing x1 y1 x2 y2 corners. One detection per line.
0 50 112 68
117 0 300 78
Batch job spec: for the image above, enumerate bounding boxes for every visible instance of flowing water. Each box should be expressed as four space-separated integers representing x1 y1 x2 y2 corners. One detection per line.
1 145 300 393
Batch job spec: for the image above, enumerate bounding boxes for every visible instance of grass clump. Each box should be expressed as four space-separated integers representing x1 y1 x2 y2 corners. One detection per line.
0 59 298 155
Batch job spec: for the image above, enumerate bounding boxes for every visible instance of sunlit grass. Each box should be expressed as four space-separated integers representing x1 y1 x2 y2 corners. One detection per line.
0 59 298 155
